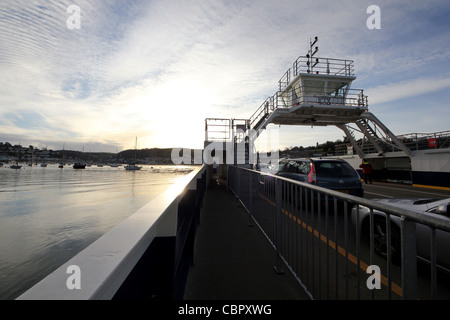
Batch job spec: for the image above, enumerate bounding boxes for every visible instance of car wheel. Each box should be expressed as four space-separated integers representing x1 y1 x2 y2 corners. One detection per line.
372 216 401 262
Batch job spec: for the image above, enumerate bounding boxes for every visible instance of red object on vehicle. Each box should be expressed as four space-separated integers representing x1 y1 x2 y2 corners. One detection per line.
428 138 438 148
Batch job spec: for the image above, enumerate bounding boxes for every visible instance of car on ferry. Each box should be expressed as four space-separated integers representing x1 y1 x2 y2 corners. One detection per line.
351 198 450 271
272 158 364 197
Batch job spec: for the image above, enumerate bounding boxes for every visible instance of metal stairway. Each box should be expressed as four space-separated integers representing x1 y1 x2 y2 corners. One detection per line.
244 37 412 160
204 37 413 165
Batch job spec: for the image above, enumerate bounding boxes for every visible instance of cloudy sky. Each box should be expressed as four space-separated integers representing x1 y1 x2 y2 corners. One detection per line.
1 0 450 152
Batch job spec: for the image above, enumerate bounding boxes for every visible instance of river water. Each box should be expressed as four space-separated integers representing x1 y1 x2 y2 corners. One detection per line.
0 164 194 299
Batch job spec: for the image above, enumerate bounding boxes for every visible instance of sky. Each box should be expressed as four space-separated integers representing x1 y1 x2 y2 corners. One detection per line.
1 0 450 152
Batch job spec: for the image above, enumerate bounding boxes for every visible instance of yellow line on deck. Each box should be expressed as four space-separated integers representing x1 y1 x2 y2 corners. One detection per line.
412 184 450 191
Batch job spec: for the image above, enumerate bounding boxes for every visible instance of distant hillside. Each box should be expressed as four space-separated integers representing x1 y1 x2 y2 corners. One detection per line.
39 147 188 164
280 139 347 158
119 148 173 160
59 148 178 164
0 141 205 164
2 139 351 164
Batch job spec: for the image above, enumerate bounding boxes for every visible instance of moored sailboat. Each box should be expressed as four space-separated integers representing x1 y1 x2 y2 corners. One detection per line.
125 137 142 171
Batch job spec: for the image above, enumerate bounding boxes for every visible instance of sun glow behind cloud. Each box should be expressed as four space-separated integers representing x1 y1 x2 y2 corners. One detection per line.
1 0 450 152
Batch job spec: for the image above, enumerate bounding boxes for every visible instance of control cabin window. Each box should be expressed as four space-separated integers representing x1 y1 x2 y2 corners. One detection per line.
326 81 349 97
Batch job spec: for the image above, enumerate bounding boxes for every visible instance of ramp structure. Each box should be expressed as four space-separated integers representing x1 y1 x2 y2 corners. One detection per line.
204 36 417 170
247 37 411 159
204 38 450 198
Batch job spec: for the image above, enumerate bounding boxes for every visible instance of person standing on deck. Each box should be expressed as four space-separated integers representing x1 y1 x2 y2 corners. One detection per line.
359 159 373 184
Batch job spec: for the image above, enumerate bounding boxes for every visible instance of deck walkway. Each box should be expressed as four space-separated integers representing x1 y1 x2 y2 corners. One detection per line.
183 177 310 300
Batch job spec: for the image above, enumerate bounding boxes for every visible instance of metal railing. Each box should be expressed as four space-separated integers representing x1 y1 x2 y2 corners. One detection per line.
249 96 275 131
293 56 355 77
334 130 450 155
278 87 368 108
205 118 253 143
249 88 368 131
279 56 355 92
397 130 450 151
205 118 231 141
228 165 450 300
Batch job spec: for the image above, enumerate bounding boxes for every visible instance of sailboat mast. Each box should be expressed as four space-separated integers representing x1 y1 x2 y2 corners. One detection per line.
134 137 137 162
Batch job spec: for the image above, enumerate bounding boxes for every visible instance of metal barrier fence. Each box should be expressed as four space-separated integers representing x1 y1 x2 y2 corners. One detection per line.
228 165 450 300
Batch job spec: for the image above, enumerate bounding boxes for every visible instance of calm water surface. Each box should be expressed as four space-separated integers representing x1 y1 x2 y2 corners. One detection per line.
0 164 194 299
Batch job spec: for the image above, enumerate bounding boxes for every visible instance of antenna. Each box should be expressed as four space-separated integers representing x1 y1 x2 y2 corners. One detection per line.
306 36 319 73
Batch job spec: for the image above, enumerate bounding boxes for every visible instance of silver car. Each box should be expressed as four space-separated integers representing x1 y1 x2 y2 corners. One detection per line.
351 198 450 272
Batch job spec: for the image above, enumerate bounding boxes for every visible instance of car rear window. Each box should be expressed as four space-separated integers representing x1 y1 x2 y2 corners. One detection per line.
314 161 356 178
285 161 310 174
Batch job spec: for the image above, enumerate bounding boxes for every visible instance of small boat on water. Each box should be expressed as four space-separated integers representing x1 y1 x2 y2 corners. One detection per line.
73 163 86 169
124 164 142 171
